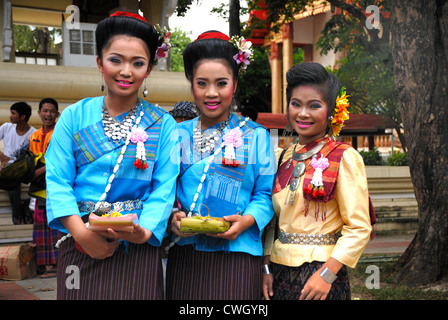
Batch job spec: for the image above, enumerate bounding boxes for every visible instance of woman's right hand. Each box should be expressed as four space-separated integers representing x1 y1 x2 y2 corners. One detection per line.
170 210 193 238
61 215 120 259
75 228 120 259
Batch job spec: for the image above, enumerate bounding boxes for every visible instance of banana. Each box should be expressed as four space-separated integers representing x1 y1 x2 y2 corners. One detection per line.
180 216 230 234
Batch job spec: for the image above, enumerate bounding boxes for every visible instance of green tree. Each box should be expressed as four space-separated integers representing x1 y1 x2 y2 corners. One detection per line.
13 24 61 54
169 27 192 72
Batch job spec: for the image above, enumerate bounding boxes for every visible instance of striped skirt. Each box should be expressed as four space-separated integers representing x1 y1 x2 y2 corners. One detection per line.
165 244 263 300
56 237 164 300
271 261 351 300
32 200 60 266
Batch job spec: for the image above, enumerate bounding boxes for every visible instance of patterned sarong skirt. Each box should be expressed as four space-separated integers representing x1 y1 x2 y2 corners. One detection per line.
271 261 351 300
56 237 164 300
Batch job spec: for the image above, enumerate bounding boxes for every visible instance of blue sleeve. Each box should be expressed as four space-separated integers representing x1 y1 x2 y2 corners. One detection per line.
242 127 276 239
138 114 180 246
46 107 80 233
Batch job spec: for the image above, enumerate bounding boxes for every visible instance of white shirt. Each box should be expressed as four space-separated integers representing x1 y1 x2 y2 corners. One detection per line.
0 123 36 160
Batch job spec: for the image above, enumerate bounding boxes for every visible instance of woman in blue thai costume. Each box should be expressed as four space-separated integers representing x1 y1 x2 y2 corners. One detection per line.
165 31 276 300
45 11 178 300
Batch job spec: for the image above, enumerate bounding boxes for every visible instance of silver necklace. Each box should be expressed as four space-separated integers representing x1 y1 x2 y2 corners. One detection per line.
193 119 228 155
102 99 139 143
285 139 325 205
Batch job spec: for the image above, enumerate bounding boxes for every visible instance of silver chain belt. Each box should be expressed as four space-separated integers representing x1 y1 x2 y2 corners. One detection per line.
278 231 339 245
77 199 144 214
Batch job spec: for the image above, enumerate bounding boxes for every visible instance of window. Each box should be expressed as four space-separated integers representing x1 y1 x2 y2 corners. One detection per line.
62 22 97 67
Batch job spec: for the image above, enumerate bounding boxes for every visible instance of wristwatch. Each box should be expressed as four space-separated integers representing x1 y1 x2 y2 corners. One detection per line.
319 267 337 284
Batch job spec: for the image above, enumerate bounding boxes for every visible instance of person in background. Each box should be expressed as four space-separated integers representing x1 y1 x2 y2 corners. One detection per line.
169 100 198 123
29 97 60 278
0 102 36 224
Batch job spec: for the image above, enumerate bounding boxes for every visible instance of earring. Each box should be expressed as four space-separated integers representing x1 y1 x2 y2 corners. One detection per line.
100 74 105 92
142 79 148 97
282 122 294 138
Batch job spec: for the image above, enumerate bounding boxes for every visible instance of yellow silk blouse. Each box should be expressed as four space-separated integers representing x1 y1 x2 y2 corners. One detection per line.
264 143 372 269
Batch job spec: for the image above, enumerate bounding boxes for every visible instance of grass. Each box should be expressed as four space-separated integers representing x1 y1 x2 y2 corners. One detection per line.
348 258 448 300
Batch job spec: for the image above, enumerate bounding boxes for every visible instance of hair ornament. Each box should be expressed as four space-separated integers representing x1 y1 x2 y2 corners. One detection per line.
110 11 147 23
331 86 350 136
230 35 254 73
153 25 171 64
195 31 230 42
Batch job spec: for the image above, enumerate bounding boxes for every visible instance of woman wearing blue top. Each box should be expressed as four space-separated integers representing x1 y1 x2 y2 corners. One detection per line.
165 31 276 300
45 11 178 300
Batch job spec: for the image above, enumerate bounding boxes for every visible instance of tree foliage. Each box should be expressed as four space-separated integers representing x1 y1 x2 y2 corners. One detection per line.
169 27 192 72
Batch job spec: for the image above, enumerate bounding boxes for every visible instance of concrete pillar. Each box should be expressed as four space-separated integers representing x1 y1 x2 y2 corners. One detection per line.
270 42 282 114
281 23 293 114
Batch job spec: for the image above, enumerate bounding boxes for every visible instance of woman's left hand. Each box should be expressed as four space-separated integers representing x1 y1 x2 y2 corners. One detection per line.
96 224 152 244
207 214 255 241
299 267 332 300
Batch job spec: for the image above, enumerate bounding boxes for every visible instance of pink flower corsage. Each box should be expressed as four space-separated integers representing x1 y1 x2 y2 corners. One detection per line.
130 127 148 170
305 155 329 198
222 128 243 167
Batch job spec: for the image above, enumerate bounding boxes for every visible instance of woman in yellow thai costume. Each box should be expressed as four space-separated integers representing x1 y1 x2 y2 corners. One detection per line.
262 62 374 300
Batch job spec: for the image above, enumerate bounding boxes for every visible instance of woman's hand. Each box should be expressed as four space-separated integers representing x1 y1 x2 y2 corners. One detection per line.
299 267 332 300
75 227 120 259
263 273 274 300
208 214 255 241
300 259 342 300
170 210 194 238
96 224 152 244
61 215 120 259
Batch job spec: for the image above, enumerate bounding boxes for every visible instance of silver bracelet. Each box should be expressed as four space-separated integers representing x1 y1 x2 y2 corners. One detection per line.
263 264 271 275
319 267 337 284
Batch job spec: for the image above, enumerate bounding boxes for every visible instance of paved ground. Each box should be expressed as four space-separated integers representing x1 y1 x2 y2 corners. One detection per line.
0 233 414 300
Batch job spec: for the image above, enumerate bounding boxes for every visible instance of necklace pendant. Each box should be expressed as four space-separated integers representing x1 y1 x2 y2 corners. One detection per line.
285 158 293 170
289 178 299 191
293 162 305 177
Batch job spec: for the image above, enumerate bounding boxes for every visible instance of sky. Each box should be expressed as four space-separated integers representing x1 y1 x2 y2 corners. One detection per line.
169 0 248 40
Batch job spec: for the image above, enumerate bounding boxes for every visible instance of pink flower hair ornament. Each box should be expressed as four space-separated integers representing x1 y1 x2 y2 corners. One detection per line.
154 25 171 64
230 35 254 73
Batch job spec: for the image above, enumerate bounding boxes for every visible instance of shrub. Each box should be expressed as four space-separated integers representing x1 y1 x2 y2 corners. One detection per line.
359 148 383 165
387 151 409 166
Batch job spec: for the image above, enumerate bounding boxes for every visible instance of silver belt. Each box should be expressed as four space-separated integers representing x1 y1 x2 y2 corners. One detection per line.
278 231 339 245
77 199 144 214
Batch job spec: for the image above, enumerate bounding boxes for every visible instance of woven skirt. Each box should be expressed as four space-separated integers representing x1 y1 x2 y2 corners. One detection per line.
165 244 263 300
56 237 164 300
32 202 60 266
271 261 351 300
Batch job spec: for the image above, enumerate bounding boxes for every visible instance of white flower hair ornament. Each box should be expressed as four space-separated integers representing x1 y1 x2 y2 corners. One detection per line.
230 35 254 73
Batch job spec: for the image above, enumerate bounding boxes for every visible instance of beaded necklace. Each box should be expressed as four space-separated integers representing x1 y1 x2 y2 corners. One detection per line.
56 101 145 249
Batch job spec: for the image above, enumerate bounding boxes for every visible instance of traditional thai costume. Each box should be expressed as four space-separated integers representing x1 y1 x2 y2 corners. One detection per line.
165 113 276 300
264 137 373 300
45 96 179 299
